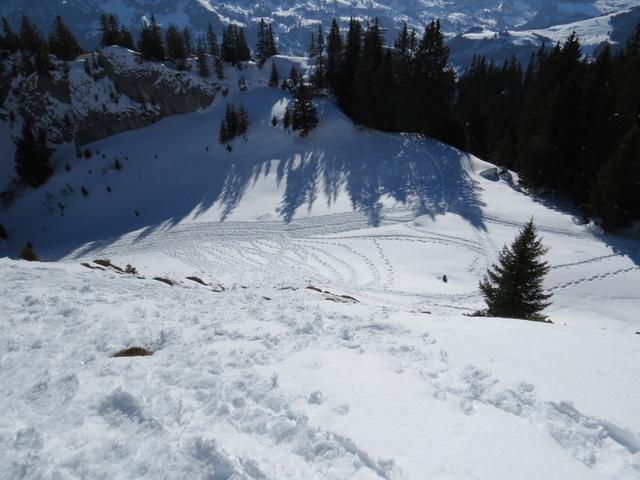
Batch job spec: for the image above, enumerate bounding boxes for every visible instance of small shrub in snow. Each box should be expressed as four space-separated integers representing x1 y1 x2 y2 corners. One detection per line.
113 346 153 357
0 190 14 208
237 76 248 92
64 163 71 171
81 186 89 196
124 264 138 275
106 186 112 193
83 148 92 159
19 242 39 261
308 391 324 405
134 210 140 216
114 158 122 171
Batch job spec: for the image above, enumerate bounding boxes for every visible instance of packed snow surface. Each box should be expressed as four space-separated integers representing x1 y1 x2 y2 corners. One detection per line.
1 58 640 479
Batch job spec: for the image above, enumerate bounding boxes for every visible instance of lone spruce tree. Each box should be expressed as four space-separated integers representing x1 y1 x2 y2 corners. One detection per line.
479 219 552 320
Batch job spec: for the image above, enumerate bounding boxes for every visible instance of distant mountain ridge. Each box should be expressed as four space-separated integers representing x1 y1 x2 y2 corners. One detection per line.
3 0 639 67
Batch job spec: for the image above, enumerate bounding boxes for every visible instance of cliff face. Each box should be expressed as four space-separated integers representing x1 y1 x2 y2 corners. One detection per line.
0 47 218 150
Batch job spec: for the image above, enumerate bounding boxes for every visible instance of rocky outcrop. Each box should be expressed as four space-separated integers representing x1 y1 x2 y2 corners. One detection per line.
0 47 218 148
98 51 215 117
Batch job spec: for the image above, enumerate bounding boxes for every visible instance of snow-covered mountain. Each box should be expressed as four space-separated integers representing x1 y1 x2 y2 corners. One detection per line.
3 0 640 66
1 51 640 479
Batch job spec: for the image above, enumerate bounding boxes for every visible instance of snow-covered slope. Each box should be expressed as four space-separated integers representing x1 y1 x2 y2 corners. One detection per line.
1 257 639 479
1 58 640 478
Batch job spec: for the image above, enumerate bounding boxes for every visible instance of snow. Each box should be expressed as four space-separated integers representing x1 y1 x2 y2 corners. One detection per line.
1 57 640 478
1 258 639 478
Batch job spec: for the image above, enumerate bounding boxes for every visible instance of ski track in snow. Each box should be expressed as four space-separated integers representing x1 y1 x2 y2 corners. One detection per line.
57 203 640 313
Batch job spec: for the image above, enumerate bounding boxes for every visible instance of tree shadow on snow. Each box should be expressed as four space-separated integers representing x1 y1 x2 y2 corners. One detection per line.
40 128 487 260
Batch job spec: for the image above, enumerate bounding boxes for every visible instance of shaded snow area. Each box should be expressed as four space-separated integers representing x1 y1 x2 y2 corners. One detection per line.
1 58 640 479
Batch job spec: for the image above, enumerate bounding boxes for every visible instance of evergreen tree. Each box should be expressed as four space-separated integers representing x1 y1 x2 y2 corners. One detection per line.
99 14 134 49
394 22 414 130
479 219 552 320
238 105 250 137
267 23 277 58
19 15 46 53
138 14 165 61
165 24 188 69
221 25 233 62
283 105 291 130
352 18 384 121
394 22 410 57
100 14 119 47
326 19 343 91
336 18 362 107
221 25 251 64
182 27 193 55
0 17 19 52
119 27 134 49
289 65 299 88
219 103 249 143
308 31 317 58
256 19 270 67
256 19 277 67
372 49 396 130
214 55 224 79
591 124 640 230
291 83 318 136
19 15 51 74
206 23 219 56
196 37 209 77
219 110 230 144
268 61 279 87
411 19 455 139
14 121 52 187
237 27 251 61
219 120 228 144
0 223 6 240
48 15 82 61
312 24 326 90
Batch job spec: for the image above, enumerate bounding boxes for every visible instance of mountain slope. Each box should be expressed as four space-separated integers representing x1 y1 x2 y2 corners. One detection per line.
1 54 640 478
